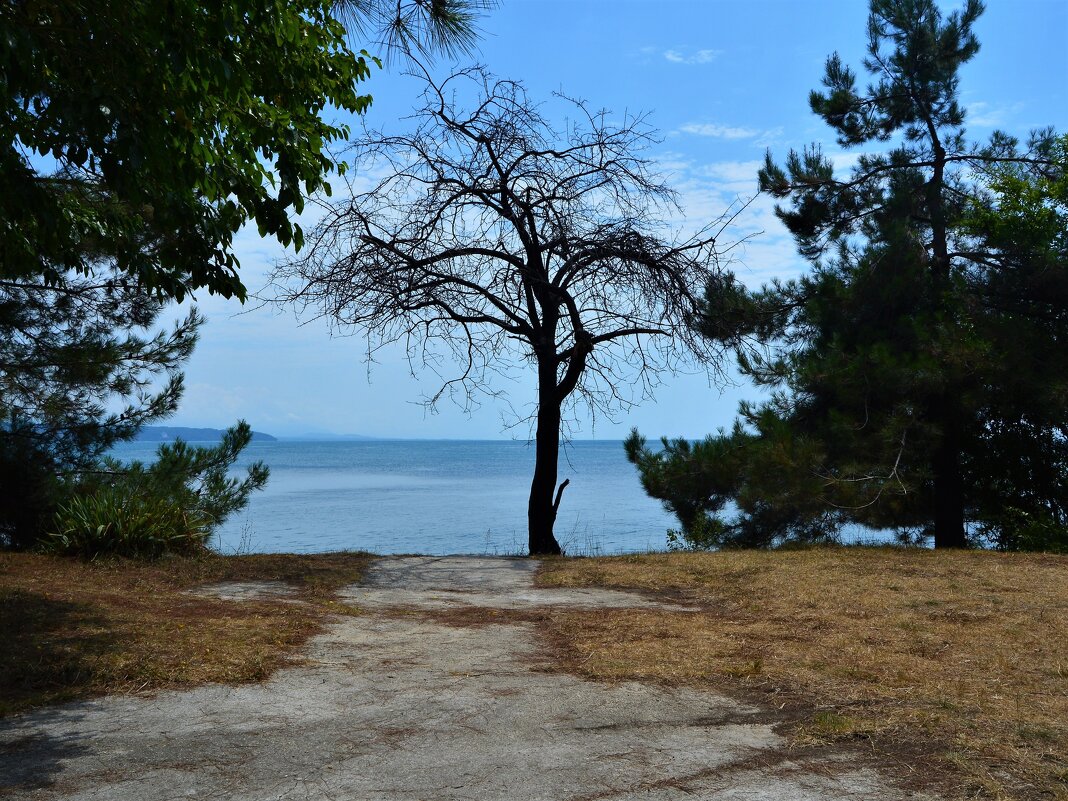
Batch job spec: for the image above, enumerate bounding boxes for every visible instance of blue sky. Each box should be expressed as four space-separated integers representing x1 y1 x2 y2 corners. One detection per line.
169 0 1068 440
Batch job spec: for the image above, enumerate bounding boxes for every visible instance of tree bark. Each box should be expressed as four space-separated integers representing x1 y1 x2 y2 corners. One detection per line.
528 360 563 555
931 399 968 548
925 139 968 549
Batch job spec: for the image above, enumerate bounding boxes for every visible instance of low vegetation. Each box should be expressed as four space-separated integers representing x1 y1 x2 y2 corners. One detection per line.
0 551 371 716
537 548 1068 801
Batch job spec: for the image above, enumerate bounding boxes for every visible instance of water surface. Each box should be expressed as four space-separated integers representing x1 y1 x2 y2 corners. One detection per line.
109 439 676 555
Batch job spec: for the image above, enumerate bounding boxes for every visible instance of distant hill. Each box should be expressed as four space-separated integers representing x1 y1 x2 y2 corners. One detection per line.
134 426 277 443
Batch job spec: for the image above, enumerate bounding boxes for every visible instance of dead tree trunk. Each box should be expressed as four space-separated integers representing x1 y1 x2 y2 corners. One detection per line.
528 358 564 555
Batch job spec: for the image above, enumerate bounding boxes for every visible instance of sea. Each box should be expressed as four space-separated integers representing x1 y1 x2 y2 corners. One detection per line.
108 440 678 555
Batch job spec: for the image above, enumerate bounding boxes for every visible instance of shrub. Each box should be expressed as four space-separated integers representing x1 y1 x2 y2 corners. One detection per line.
980 507 1068 554
40 421 268 559
45 487 210 559
112 422 269 535
666 516 727 551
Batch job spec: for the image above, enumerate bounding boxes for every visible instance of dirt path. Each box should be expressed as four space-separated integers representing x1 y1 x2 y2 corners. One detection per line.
1 557 935 800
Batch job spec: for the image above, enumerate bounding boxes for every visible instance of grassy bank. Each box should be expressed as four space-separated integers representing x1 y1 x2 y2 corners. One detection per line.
537 548 1068 801
0 551 371 716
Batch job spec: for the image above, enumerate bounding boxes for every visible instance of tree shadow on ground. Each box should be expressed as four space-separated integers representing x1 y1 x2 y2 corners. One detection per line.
0 721 92 793
0 590 114 715
0 591 107 791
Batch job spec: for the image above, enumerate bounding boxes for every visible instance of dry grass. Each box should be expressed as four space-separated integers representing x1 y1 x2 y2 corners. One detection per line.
536 547 1068 801
0 551 372 716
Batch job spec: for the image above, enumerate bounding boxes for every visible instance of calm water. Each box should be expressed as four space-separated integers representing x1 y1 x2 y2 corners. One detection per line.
108 440 677 555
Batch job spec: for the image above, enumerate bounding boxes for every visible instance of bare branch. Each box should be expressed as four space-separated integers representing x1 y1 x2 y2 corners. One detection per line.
273 67 740 426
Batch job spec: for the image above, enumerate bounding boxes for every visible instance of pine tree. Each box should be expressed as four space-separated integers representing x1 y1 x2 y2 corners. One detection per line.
629 0 1067 550
0 273 198 546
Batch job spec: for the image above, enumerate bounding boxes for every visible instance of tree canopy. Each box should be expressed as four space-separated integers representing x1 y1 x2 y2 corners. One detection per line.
0 0 500 550
629 0 1067 551
1 0 377 301
0 0 373 546
333 0 496 64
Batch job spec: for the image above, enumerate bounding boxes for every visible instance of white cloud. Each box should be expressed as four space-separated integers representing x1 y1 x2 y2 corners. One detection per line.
679 122 760 139
678 123 786 147
652 152 693 171
663 48 723 65
752 126 784 148
829 151 862 172
641 152 810 288
693 159 764 185
965 100 1024 128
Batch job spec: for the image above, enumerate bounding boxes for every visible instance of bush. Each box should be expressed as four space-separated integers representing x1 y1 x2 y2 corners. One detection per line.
111 422 269 535
666 516 727 551
981 507 1068 554
40 421 268 559
45 487 210 559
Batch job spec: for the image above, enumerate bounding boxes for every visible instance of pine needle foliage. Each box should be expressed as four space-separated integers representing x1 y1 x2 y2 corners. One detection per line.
629 1 1067 551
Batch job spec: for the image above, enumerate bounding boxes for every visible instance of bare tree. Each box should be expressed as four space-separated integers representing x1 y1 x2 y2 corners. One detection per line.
275 67 740 554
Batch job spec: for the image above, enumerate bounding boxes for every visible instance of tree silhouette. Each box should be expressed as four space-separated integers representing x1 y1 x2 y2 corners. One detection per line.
275 67 741 554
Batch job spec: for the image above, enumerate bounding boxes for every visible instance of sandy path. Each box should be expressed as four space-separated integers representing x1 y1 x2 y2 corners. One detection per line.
0 556 934 800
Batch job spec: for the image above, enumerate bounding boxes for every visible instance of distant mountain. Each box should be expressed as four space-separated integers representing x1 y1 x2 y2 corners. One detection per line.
134 426 277 443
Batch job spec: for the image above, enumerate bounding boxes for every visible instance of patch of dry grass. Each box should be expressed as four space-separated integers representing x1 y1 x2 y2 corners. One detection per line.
0 551 371 716
536 547 1068 801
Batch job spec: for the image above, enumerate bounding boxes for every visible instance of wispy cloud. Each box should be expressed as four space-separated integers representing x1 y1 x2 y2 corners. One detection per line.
966 100 1024 128
646 156 804 286
663 48 723 65
829 151 863 173
678 122 784 147
693 159 765 186
752 127 784 148
680 122 760 139
651 151 694 176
